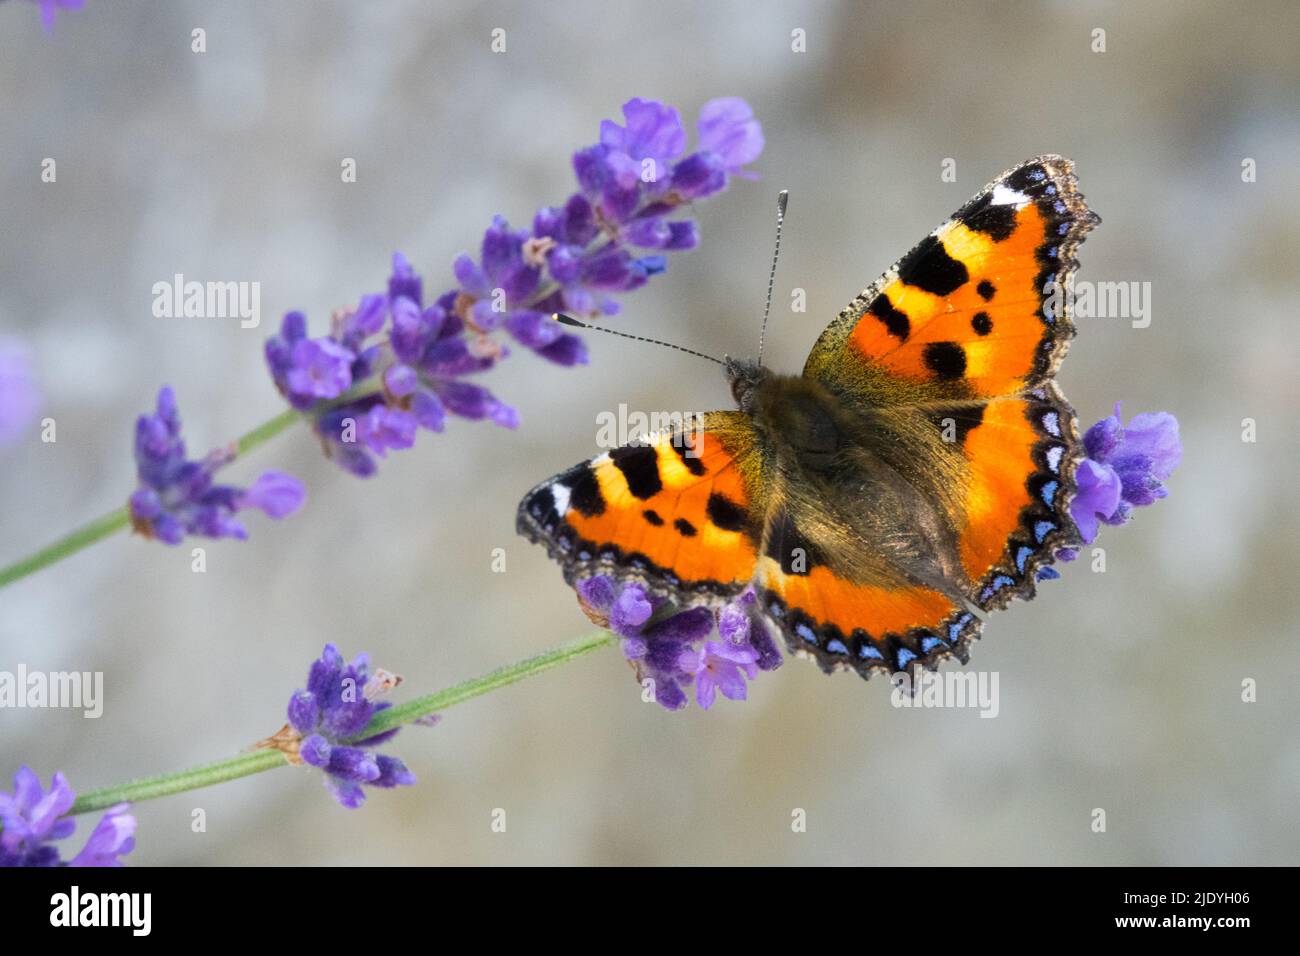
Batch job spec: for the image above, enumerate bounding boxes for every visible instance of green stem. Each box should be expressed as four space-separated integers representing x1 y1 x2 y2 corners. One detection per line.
69 630 616 816
68 750 291 814
0 406 305 592
234 406 302 456
0 507 132 590
360 629 616 737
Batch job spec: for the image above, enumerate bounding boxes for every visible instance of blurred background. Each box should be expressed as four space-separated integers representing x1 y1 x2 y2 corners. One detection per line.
2 0 1297 865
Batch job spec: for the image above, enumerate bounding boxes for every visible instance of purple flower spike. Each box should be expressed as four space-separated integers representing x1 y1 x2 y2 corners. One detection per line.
269 254 524 475
0 766 136 867
264 98 761 474
1047 403 1181 570
128 387 303 545
284 644 422 809
1071 403 1181 540
458 95 761 355
577 576 780 712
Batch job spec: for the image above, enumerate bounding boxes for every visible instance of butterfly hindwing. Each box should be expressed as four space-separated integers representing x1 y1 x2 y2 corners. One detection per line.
941 386 1082 612
517 411 767 605
753 388 1082 679
758 553 981 678
748 424 978 678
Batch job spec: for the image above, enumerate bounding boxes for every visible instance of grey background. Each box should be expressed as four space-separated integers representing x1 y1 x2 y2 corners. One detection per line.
2 0 1297 865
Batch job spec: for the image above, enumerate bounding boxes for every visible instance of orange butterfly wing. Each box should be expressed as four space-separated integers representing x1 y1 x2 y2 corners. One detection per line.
517 412 766 603
804 155 1095 399
758 561 972 676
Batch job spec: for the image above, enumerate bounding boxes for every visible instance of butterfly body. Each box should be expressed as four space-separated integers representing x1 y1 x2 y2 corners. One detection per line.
519 156 1098 680
728 359 969 595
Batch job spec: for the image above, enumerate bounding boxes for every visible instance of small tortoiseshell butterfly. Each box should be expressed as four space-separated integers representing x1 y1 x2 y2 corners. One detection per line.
518 156 1099 679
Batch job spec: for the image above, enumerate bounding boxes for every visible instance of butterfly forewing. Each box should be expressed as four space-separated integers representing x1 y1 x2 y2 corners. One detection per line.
516 411 769 605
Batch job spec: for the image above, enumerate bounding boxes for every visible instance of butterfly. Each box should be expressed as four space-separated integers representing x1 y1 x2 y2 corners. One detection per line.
517 156 1098 679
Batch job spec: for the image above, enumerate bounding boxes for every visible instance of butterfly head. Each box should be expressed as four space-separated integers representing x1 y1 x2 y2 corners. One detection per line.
725 356 772 414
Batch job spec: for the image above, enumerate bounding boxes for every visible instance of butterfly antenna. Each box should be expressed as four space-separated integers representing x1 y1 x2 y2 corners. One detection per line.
553 313 725 366
756 189 788 368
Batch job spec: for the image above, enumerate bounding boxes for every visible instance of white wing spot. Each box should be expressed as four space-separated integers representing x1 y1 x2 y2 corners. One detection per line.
990 184 1031 207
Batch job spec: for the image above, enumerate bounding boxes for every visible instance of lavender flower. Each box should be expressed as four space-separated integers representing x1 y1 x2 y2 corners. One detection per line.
577 576 780 711
1041 403 1181 576
1071 403 1182 543
285 644 416 809
697 98 765 178
679 640 759 710
598 98 686 186
0 338 40 449
265 257 518 477
716 587 783 671
0 766 136 867
266 97 762 476
128 386 305 544
1070 458 1122 544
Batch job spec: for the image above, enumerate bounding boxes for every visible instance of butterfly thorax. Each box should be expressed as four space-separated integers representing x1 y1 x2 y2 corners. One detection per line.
726 358 973 596
727 358 850 465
